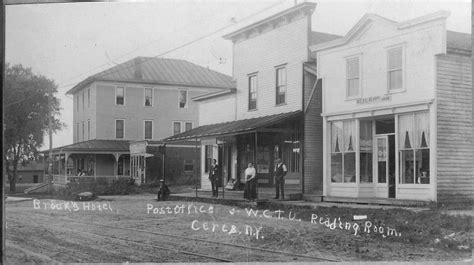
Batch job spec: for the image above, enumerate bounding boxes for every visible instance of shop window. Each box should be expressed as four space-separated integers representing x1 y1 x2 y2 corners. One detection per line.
184 160 194 172
248 74 257 110
346 57 360 98
398 112 430 184
116 87 125 105
204 145 213 173
387 47 403 91
330 120 356 182
359 120 373 183
275 67 286 105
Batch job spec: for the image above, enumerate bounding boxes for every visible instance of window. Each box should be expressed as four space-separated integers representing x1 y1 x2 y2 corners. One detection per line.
87 120 90 140
204 145 213 173
248 74 257 110
330 120 356 183
185 122 193 132
144 120 153 139
116 87 125 105
387 47 403 91
399 112 430 184
87 89 90 108
346 57 360 98
76 123 79 142
76 95 79 112
276 67 286 105
116 120 124 139
179 90 187 108
184 159 194 172
144 88 153 107
173 122 181 135
359 120 373 183
82 92 85 110
82 122 85 141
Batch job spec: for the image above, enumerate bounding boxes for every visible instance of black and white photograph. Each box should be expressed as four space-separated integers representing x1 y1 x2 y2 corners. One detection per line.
3 0 473 263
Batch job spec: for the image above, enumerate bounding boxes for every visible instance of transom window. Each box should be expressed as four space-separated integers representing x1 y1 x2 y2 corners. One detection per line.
276 67 286 105
346 57 360 98
145 88 153 107
387 47 403 91
116 87 125 105
144 120 153 139
116 120 124 139
179 90 187 108
248 74 257 110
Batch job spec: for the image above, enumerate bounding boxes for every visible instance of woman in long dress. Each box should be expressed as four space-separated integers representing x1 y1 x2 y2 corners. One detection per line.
243 162 256 201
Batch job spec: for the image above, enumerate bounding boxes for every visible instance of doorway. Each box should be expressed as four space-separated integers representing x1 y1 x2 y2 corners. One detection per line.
374 134 396 198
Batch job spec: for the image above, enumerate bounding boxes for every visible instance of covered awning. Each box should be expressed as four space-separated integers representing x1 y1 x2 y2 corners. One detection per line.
41 139 131 155
164 110 302 142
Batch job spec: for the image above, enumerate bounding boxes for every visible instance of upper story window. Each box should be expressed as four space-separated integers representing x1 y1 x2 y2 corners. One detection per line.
346 57 360 98
179 90 187 108
173 121 181 135
387 47 403 92
275 67 286 105
144 120 153 139
76 95 79 112
116 87 125 105
116 119 124 139
87 89 90 108
185 122 193 132
144 88 153 107
87 120 90 140
248 74 257 110
82 92 85 110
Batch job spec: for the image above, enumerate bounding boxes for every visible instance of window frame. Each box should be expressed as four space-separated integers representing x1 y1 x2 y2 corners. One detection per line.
386 45 405 93
87 119 90 140
275 65 287 105
248 73 258 110
87 89 90 108
345 55 362 100
115 86 126 106
144 120 153 140
178 90 188 109
82 91 85 111
81 121 85 141
185 122 193 132
115 119 125 139
172 121 182 135
144 87 153 107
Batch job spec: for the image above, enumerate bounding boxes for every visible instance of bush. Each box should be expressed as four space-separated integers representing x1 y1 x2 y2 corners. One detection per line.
53 179 137 200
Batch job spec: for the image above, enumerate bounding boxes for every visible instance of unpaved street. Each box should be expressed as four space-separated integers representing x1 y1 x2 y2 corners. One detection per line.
5 194 471 263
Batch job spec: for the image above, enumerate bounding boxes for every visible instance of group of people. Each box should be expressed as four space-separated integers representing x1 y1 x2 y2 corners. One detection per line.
209 158 288 201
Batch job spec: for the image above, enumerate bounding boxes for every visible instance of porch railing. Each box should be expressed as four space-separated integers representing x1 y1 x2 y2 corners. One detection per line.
67 175 131 184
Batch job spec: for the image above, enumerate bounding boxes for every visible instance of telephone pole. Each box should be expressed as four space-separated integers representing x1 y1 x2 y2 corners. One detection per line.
48 83 53 192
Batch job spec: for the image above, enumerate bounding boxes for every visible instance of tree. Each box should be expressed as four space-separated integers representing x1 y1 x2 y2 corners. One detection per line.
3 63 64 192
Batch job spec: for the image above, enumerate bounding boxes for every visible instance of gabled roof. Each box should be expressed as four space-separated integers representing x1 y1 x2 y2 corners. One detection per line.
310 11 450 52
42 139 131 154
66 57 235 95
446 31 471 55
164 111 301 142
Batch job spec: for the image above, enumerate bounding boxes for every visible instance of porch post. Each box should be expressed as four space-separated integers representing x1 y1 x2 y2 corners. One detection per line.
222 137 225 200
114 153 120 180
254 131 258 199
195 137 198 198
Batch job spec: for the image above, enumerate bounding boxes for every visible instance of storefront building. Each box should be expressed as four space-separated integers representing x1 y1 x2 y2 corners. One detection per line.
311 12 472 202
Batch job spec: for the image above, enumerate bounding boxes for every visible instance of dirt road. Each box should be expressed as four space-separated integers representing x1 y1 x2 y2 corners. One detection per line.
5 194 471 263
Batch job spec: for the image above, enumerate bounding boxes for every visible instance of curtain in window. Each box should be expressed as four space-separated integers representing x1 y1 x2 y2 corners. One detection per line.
398 114 414 149
359 120 372 151
415 112 429 148
331 121 343 152
343 120 356 152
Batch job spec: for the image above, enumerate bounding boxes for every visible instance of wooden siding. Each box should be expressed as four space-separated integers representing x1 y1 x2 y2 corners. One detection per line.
303 73 323 194
436 54 473 203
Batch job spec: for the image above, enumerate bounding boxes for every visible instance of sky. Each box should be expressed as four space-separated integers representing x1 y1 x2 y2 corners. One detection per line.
4 0 472 150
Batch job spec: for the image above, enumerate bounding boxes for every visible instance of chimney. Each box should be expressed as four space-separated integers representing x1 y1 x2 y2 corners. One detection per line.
134 57 143 80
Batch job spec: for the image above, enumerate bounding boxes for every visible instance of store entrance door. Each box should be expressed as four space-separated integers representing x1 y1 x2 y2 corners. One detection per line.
375 135 396 198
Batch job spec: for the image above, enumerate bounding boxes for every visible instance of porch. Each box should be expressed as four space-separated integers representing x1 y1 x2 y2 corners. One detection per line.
43 140 132 185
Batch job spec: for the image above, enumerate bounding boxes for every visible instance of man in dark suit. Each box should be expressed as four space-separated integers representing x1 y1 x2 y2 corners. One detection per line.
209 159 220 197
273 158 287 200
157 179 170 201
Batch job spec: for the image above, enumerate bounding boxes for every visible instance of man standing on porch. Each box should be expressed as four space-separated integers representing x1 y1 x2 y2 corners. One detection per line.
273 158 287 200
209 159 220 197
